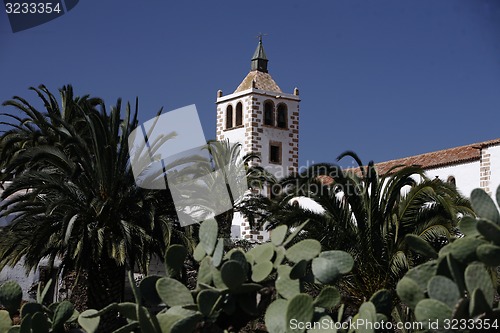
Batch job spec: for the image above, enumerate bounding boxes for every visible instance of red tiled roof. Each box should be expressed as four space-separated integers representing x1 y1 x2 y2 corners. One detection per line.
316 138 500 183
316 174 334 185
373 138 500 175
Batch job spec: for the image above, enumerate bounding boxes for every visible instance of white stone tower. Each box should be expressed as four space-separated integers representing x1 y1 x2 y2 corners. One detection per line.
215 38 300 241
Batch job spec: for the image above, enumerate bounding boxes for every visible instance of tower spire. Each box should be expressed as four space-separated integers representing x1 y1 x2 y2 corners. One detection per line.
251 34 268 73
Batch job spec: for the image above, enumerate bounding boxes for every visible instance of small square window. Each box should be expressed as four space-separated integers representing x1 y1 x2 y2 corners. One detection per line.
269 143 281 164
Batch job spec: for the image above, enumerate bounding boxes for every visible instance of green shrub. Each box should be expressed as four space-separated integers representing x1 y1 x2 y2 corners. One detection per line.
79 218 391 333
396 186 500 331
0 280 78 333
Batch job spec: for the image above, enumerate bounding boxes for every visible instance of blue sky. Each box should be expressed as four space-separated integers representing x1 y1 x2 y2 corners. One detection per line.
1 0 499 168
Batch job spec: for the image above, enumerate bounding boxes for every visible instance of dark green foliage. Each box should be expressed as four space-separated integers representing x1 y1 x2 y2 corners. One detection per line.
313 286 341 309
165 245 188 278
266 152 473 306
0 85 192 312
396 277 424 310
405 234 438 259
0 280 78 333
2 182 497 333
369 289 392 316
396 186 500 329
0 281 22 317
471 188 500 225
79 219 389 333
286 294 314 332
2 87 496 331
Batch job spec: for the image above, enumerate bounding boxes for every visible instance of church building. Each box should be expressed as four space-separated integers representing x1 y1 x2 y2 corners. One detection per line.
215 39 500 241
1 39 500 302
215 38 300 241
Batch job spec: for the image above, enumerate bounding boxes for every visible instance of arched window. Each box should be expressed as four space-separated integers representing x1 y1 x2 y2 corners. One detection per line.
226 105 233 129
235 102 243 126
277 103 287 128
264 101 274 126
447 176 456 187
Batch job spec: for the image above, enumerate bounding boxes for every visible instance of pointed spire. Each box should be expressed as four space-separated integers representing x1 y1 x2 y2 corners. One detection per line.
251 35 268 73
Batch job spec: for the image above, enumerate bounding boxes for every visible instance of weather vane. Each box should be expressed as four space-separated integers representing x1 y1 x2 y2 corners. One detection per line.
257 33 268 42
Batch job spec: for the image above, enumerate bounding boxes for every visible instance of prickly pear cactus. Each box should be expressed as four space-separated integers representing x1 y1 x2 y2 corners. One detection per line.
0 279 79 333
396 186 500 330
0 281 22 317
79 218 384 333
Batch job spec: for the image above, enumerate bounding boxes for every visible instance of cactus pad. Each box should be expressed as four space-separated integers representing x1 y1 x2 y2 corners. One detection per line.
286 239 321 263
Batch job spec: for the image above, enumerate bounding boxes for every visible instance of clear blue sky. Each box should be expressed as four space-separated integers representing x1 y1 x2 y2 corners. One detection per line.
1 0 499 168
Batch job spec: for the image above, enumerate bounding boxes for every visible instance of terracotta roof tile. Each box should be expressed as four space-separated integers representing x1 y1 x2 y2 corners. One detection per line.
373 138 500 175
316 138 500 183
234 70 282 93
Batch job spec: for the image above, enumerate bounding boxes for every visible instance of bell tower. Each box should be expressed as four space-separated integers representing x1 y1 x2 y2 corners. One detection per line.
215 38 300 241
216 37 300 180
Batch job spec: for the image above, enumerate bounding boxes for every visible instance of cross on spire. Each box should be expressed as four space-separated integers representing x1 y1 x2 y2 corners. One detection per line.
257 33 268 43
251 33 269 72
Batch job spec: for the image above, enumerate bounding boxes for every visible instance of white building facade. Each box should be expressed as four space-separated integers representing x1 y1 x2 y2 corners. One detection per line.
2 40 499 294
373 138 500 199
216 38 300 241
214 39 500 239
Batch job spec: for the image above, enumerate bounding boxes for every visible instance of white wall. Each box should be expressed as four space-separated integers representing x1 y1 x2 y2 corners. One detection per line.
0 183 37 300
293 159 483 215
217 88 299 241
217 89 299 178
0 259 39 302
488 145 500 195
216 95 250 153
423 161 480 198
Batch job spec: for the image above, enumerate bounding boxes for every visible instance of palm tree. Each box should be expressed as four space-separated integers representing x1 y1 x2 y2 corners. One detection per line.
165 139 275 239
0 85 192 314
0 85 102 174
205 140 277 239
267 152 473 308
